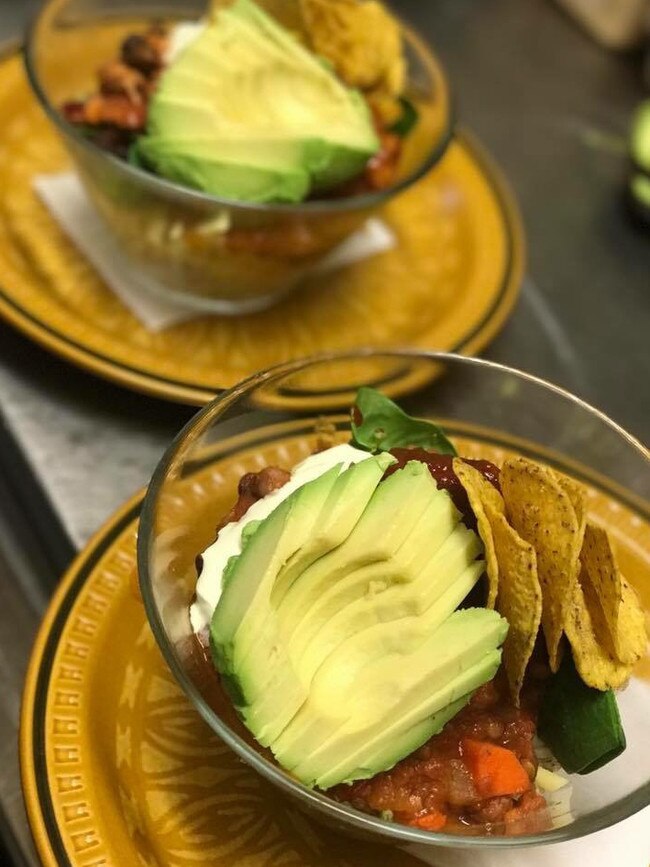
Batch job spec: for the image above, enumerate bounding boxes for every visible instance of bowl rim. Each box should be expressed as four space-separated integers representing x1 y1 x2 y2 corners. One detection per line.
137 349 650 850
23 0 455 214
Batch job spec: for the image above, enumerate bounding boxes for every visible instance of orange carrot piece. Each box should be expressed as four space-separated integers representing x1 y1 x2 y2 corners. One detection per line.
462 739 531 798
408 811 447 831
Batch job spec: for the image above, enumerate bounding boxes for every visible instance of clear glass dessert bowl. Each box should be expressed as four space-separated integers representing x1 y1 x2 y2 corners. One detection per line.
137 350 650 853
24 0 453 315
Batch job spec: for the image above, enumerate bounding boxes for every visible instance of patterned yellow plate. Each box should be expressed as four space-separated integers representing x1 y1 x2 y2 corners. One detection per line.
20 432 650 867
0 48 524 405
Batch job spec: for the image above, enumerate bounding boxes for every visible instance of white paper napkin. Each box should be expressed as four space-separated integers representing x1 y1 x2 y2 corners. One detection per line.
33 172 396 331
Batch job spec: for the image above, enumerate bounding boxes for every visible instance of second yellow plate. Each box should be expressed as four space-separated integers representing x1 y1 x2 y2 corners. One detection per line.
0 51 523 405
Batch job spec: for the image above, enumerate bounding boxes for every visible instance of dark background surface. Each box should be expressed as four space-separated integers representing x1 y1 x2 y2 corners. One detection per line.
0 0 648 863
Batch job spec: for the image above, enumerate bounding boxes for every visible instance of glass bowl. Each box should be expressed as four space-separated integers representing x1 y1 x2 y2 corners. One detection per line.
24 0 452 315
137 350 650 853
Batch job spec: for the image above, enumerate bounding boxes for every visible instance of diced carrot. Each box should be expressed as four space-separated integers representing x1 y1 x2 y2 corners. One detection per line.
461 739 531 799
408 810 447 831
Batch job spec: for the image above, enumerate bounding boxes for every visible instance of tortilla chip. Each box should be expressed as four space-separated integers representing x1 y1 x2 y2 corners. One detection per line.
453 459 504 608
301 0 405 96
554 472 587 531
486 504 542 704
618 577 648 664
565 576 632 690
580 523 647 665
500 458 584 673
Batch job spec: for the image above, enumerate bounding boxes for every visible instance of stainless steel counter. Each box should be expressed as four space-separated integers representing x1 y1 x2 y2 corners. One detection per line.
0 0 649 863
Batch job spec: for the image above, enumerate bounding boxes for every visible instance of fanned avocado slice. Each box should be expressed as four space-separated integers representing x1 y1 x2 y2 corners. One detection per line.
211 453 507 789
291 610 507 789
138 0 379 201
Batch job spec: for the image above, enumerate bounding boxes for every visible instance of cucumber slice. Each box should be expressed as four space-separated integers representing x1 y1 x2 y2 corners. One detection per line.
537 653 626 775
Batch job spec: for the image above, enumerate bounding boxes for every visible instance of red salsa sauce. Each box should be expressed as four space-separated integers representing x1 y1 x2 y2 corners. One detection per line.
386 448 500 530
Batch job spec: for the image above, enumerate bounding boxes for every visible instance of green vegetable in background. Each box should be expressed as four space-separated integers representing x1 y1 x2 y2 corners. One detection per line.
627 99 650 227
631 99 650 173
351 386 457 455
537 653 626 775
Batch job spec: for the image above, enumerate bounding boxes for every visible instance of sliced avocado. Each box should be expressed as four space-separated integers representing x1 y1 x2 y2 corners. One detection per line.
287 609 507 788
234 462 441 743
245 484 470 743
210 463 341 684
270 561 483 766
211 451 506 789
258 508 481 728
236 462 442 735
270 451 396 607
211 455 391 714
232 453 394 683
136 136 310 203
140 0 379 201
352 695 471 782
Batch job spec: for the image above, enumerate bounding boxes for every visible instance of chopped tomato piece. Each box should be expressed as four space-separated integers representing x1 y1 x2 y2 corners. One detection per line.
461 739 531 799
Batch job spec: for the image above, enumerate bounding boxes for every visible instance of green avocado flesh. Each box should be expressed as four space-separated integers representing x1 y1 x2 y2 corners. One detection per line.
137 0 379 202
210 458 508 788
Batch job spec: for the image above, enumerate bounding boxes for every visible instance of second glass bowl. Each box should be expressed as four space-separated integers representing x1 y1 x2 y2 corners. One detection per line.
24 0 452 314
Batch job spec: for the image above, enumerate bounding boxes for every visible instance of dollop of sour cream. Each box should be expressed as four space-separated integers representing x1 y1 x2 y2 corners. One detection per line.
189 443 372 634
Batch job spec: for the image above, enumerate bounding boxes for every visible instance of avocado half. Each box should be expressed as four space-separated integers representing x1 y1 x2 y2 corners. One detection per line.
136 0 380 202
210 457 507 789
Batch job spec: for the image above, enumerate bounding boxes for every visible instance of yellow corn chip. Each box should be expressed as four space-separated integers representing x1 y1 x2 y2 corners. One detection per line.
619 577 648 664
581 523 647 665
453 459 504 608
566 575 632 690
301 0 405 95
555 472 587 531
486 504 542 704
500 457 583 673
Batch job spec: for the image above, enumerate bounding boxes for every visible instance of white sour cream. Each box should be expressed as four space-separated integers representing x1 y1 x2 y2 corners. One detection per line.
166 22 206 64
189 443 372 634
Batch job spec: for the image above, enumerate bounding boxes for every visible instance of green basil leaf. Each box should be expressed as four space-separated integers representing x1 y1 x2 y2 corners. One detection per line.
351 386 457 455
389 97 419 138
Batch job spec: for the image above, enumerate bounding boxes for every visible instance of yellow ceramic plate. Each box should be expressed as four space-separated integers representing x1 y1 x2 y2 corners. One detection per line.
20 432 650 867
0 48 524 405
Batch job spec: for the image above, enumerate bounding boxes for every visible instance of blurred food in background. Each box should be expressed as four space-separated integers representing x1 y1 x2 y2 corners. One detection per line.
61 0 419 204
557 0 650 232
555 0 648 49
628 100 650 228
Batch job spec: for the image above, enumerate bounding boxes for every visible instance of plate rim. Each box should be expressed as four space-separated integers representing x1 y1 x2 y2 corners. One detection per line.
0 48 525 406
20 430 650 865
20 489 141 867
